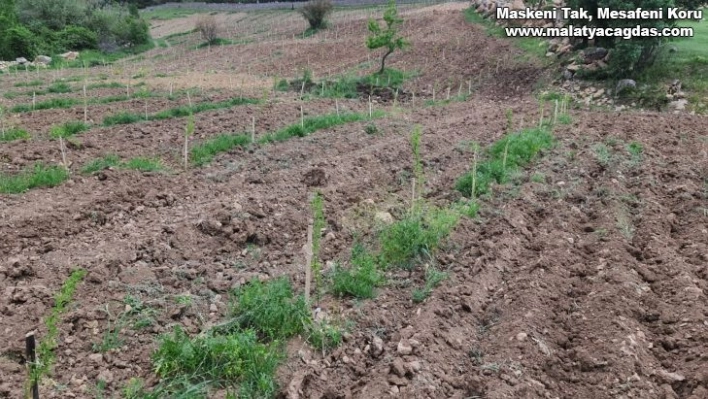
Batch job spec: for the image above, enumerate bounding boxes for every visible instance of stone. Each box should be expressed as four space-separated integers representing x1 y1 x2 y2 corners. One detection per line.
35 55 52 64
583 47 608 62
390 358 406 377
397 339 413 355
371 336 384 358
374 211 394 224
615 79 636 94
516 332 528 341
15 57 28 64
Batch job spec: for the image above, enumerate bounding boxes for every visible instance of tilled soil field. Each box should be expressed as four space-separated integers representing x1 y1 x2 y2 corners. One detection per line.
1 3 707 399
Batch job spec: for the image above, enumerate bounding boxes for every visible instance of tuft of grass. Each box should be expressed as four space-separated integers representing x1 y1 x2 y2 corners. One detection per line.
0 127 30 141
626 141 643 166
307 321 345 353
331 243 384 299
456 127 554 197
152 327 281 398
227 277 310 341
260 111 383 144
47 82 72 94
592 143 612 167
81 155 121 174
378 205 459 271
28 269 87 388
0 164 69 194
557 114 572 125
102 112 143 126
122 157 164 172
49 121 90 139
412 266 448 303
190 133 251 166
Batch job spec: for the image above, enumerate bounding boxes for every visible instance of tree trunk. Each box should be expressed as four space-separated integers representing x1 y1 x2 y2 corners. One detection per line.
379 49 393 74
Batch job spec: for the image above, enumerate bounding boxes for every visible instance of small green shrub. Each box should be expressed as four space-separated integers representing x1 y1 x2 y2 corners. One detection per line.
299 0 333 31
191 133 251 166
364 123 379 135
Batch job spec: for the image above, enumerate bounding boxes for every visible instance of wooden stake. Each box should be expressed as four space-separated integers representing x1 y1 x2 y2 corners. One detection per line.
368 96 372 119
300 105 304 128
59 136 68 172
335 99 339 116
251 116 256 143
304 222 313 304
83 83 88 124
25 332 39 399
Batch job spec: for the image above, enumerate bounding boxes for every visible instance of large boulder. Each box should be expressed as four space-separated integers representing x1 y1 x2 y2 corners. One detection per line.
35 55 52 65
15 57 28 65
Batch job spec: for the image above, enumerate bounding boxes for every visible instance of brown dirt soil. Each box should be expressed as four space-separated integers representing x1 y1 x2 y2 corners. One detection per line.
1 4 707 399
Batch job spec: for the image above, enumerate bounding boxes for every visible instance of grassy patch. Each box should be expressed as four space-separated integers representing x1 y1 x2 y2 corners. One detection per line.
47 82 72 94
142 7 201 20
412 266 448 303
51 43 156 69
260 111 383 143
81 155 164 174
463 6 547 61
635 10 708 112
331 243 384 299
0 164 69 194
153 327 281 398
456 127 554 197
28 269 86 389
49 121 90 139
102 112 143 126
190 133 251 166
227 277 310 341
12 98 78 113
123 157 164 172
0 127 30 141
378 205 459 271
103 97 259 126
15 79 44 87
